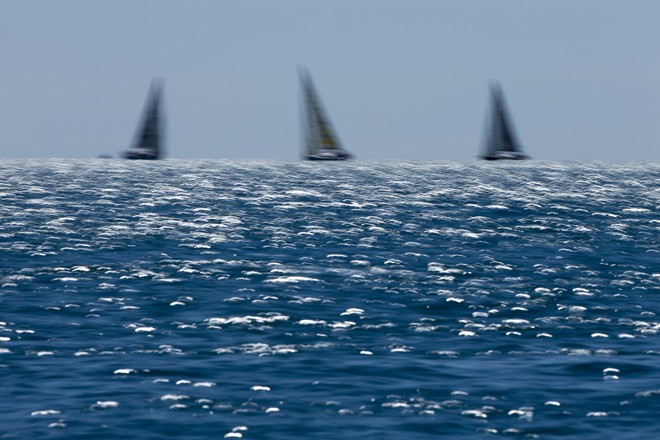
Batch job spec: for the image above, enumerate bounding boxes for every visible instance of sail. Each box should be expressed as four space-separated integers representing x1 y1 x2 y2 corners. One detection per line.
298 68 352 160
481 82 528 160
125 79 164 160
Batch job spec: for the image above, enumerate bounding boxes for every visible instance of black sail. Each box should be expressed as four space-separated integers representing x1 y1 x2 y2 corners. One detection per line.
481 82 528 160
124 79 164 160
298 67 353 161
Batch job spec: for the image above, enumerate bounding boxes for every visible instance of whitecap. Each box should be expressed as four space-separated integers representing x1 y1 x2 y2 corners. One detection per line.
330 321 355 329
502 319 530 325
35 351 55 356
340 308 364 316
635 389 660 398
297 319 327 326
273 346 298 355
91 401 119 409
251 386 270 391
160 394 189 401
382 402 409 408
566 349 592 356
494 264 513 270
205 314 289 326
461 409 487 418
31 409 61 416
596 349 617 355
430 350 459 357
285 189 323 197
264 276 320 283
586 411 610 417
2 274 34 282
573 288 594 297
134 326 156 333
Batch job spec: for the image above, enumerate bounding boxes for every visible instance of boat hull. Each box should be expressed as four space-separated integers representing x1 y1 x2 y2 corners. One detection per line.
124 151 160 160
481 152 528 161
305 151 353 161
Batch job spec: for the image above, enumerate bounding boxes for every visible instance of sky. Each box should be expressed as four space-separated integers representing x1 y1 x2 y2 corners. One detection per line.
1 0 659 161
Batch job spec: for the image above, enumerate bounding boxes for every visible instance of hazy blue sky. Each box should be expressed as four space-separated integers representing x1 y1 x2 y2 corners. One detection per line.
1 1 659 160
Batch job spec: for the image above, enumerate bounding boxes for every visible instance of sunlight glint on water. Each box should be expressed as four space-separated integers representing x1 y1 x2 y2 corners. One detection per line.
0 160 659 439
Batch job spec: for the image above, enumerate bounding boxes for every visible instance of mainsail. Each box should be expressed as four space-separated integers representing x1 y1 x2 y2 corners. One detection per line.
481 82 528 160
124 79 164 160
299 68 353 161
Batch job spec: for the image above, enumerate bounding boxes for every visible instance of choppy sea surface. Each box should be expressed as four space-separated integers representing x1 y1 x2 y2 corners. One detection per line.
1 159 659 439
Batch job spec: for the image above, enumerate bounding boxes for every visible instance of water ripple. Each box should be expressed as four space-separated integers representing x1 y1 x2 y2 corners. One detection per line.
0 160 659 439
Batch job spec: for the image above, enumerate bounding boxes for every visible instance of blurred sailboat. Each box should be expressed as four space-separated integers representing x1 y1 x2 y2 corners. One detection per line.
299 68 353 161
124 79 164 160
480 82 529 161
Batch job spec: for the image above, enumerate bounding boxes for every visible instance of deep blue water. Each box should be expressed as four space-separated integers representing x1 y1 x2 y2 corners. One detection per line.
1 160 659 439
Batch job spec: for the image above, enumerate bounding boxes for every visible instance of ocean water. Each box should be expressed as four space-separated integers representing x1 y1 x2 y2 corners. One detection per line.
0 159 659 439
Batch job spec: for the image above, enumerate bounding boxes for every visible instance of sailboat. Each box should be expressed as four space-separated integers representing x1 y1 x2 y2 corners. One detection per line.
480 82 529 161
123 79 164 160
299 68 353 161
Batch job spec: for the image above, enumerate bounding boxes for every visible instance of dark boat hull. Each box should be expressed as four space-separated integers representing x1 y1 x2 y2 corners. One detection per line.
305 152 353 161
124 151 160 160
481 152 528 161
